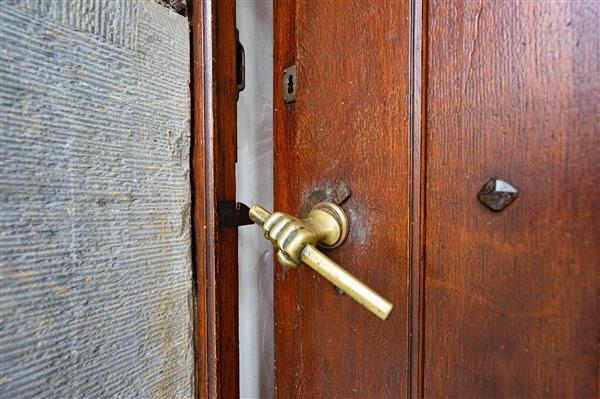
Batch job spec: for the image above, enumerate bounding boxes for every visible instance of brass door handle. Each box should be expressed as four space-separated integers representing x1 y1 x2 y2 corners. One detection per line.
249 202 393 320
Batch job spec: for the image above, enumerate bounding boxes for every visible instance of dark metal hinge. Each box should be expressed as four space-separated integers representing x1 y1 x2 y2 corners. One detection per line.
217 201 252 229
236 28 245 99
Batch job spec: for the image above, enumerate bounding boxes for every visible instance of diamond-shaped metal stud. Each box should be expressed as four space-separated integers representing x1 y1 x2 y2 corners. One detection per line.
478 178 518 211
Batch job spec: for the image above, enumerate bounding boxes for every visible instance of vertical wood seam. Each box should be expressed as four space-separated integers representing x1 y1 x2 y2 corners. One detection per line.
408 0 427 398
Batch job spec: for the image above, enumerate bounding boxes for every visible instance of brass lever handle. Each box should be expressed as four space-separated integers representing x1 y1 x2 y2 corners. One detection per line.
249 202 393 320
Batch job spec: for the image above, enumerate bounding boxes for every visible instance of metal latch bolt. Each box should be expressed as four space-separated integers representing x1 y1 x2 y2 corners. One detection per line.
217 202 252 229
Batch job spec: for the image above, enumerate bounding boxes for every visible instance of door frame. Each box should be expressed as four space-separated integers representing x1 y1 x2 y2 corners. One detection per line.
190 1 240 397
188 0 425 396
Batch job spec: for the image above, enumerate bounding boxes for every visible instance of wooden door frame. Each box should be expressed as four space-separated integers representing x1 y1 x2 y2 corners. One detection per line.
189 1 599 397
188 0 426 396
190 1 239 397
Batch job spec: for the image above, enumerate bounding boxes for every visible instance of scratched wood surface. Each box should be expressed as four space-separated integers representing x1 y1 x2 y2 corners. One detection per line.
274 0 412 396
0 1 193 397
423 1 599 397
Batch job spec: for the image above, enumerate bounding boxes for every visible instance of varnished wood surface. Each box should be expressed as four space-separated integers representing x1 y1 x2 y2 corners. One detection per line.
273 0 299 396
190 3 208 395
423 1 599 397
274 0 412 396
190 1 239 397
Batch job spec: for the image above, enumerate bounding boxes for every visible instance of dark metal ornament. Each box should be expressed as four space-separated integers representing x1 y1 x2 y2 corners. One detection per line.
478 178 518 211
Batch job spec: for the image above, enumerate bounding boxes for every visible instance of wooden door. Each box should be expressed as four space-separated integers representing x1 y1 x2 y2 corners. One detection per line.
423 2 598 397
275 0 411 396
273 1 599 397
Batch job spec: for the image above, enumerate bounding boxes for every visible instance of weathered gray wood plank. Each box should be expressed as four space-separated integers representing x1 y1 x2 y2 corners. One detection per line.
0 1 193 397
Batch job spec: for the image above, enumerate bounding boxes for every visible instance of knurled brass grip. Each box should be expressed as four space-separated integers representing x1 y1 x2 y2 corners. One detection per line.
249 201 393 320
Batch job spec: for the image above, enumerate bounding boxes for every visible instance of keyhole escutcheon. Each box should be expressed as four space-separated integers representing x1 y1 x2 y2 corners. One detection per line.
283 64 297 104
287 74 294 94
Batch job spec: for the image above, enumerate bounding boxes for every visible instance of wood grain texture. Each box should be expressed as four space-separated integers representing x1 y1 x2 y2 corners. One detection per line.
0 1 193 397
274 0 412 396
190 1 239 397
423 1 599 397
190 2 208 396
273 0 298 396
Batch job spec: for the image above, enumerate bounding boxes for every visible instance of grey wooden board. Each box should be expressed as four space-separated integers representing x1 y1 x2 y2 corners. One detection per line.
0 1 193 397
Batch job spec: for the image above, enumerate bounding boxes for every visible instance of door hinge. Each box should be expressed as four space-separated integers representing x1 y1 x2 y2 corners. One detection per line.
217 201 253 229
236 28 245 99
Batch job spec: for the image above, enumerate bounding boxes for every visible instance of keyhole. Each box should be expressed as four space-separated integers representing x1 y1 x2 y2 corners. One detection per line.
287 75 294 94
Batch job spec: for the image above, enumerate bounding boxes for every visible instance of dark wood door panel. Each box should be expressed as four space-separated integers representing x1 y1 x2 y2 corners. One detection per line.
423 1 599 397
274 0 412 396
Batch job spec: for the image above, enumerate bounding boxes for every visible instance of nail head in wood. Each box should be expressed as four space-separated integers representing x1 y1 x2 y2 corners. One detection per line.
478 178 518 211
